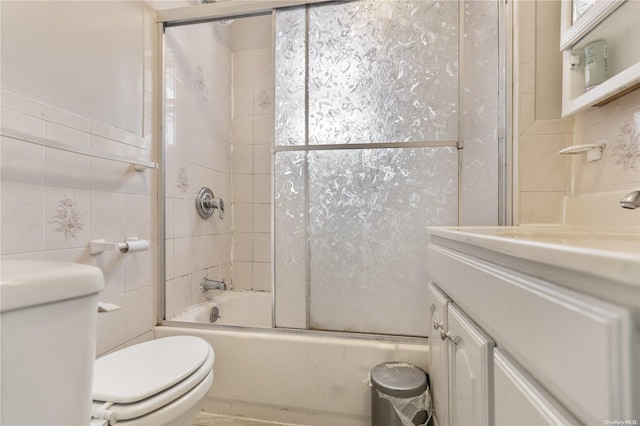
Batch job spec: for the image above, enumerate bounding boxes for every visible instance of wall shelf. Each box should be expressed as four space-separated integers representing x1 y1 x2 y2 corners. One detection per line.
0 127 157 170
560 0 640 117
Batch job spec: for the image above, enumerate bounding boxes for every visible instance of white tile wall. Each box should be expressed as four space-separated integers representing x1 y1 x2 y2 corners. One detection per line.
0 3 158 357
164 21 234 317
1 182 45 254
1 136 46 185
231 47 273 291
571 89 640 194
515 1 640 225
1 88 158 355
514 1 572 224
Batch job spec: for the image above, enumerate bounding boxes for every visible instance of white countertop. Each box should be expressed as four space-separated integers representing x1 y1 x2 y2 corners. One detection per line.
426 225 640 289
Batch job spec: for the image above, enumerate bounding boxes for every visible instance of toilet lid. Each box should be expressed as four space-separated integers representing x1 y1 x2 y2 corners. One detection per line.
93 336 212 404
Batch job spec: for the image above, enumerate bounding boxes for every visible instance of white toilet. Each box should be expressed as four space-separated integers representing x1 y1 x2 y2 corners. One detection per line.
91 335 214 426
0 261 214 426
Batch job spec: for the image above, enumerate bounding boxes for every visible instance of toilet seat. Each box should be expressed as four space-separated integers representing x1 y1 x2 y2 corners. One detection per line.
92 336 214 424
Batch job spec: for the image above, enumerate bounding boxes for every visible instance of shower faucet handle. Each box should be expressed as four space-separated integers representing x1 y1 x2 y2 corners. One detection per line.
213 197 224 219
196 187 225 220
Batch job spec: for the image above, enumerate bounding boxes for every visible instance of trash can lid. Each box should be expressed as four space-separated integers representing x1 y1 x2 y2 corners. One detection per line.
370 362 428 398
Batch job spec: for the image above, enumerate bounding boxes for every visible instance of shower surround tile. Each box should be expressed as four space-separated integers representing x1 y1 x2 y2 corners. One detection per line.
164 18 233 311
233 174 254 204
233 116 253 146
252 263 270 292
232 46 274 292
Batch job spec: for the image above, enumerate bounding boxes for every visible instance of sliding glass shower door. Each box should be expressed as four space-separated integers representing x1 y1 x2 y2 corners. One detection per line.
273 0 497 337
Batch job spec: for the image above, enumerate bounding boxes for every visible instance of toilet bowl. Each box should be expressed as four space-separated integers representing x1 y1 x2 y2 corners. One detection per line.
91 336 215 426
0 261 214 426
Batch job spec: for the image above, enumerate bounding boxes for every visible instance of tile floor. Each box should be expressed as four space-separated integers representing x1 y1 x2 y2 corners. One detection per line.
191 411 302 426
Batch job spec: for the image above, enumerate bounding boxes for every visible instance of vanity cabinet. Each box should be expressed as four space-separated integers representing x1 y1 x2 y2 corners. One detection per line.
560 0 640 116
426 235 639 425
428 284 494 426
494 348 579 425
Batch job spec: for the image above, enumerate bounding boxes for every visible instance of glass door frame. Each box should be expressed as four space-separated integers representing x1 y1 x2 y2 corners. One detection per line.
154 0 513 327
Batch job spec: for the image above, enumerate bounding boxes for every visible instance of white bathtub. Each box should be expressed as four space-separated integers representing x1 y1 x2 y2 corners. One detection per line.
155 323 429 426
171 291 272 328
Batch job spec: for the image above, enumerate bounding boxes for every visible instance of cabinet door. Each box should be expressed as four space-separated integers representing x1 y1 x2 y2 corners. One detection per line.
447 303 494 426
427 283 450 426
494 349 580 426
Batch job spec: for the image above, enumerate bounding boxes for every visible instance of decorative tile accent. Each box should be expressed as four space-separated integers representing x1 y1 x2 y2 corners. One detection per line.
195 65 206 92
50 195 84 239
256 89 272 111
177 166 189 193
609 121 640 171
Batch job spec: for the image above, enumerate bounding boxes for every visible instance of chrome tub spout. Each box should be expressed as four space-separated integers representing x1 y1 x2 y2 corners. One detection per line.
620 190 640 209
201 277 227 292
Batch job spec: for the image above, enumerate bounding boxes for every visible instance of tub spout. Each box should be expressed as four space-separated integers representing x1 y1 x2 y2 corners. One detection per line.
201 277 227 292
620 190 640 209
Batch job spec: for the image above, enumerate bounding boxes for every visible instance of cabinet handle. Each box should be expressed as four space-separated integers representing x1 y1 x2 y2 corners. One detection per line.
433 320 443 330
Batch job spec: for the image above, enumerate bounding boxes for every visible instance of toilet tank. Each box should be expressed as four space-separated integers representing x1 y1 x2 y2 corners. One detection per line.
1 261 104 426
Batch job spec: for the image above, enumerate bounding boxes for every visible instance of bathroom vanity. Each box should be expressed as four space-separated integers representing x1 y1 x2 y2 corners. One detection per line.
426 226 640 425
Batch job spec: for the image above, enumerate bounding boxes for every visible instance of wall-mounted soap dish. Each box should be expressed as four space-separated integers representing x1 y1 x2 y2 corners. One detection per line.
559 140 606 162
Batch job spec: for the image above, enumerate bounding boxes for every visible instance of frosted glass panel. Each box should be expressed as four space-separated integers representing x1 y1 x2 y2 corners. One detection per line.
308 148 458 336
274 151 307 328
274 7 306 147
307 0 459 145
460 0 500 226
273 0 500 337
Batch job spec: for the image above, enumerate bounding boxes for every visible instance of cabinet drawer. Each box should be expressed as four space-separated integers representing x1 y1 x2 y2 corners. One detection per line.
428 243 635 423
494 348 580 426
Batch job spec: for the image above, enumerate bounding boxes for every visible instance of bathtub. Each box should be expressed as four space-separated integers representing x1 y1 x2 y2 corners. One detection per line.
156 320 429 425
171 291 272 328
